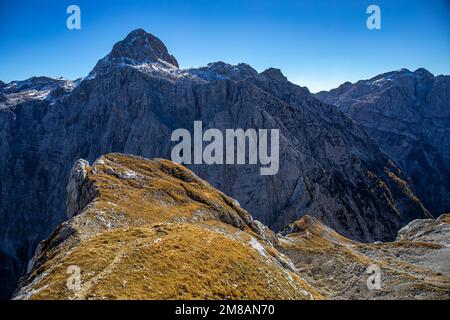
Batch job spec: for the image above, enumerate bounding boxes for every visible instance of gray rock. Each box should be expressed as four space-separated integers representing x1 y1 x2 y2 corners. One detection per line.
66 159 91 218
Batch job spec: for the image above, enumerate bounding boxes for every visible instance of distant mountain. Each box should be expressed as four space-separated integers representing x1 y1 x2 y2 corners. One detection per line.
0 29 430 298
0 76 79 108
316 68 450 218
13 154 450 300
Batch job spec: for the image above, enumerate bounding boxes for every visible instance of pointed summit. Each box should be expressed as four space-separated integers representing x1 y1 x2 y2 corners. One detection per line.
413 67 434 78
89 29 178 77
260 68 287 82
110 29 178 67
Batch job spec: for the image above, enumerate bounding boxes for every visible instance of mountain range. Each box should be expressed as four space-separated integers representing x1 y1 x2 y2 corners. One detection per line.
0 29 448 299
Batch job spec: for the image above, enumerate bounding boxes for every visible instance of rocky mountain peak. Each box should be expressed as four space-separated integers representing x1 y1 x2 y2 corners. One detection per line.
111 29 178 67
413 67 434 79
371 67 434 84
260 68 287 81
2 29 443 299
314 68 450 218
0 77 79 109
90 29 179 77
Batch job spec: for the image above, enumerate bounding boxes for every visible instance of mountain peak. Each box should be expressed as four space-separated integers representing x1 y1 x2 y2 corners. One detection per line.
394 67 434 79
89 29 179 77
110 29 179 67
260 68 287 81
413 67 434 78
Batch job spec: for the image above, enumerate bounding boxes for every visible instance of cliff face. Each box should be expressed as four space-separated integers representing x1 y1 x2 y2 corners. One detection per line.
316 68 450 218
0 30 430 298
13 154 449 300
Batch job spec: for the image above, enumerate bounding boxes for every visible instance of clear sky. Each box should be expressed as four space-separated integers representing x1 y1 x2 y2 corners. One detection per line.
0 0 449 92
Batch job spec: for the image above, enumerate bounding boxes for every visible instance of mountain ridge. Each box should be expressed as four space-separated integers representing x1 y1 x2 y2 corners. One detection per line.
0 29 434 298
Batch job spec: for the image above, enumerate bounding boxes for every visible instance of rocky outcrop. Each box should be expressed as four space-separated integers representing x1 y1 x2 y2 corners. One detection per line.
395 214 450 276
0 29 430 298
66 159 97 218
316 68 450 218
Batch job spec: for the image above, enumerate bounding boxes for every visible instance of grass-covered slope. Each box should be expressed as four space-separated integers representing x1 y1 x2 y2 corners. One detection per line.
13 153 320 300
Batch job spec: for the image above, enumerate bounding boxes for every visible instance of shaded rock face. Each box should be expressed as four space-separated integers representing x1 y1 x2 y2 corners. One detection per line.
316 69 450 218
0 30 430 298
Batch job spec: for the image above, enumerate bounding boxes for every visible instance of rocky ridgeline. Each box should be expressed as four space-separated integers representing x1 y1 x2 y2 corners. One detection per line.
13 154 450 299
0 29 433 298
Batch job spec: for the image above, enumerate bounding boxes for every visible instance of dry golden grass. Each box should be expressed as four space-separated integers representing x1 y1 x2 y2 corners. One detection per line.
18 154 449 301
440 214 450 224
29 222 319 300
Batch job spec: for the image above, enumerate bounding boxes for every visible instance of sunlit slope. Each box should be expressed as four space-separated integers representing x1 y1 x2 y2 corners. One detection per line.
13 153 320 300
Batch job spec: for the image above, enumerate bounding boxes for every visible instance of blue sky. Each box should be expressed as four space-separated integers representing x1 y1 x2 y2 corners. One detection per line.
0 0 449 92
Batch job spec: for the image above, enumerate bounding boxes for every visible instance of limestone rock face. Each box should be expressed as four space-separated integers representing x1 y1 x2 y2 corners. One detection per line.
316 69 450 218
66 159 96 218
0 30 430 298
